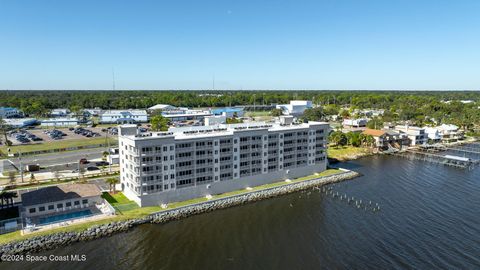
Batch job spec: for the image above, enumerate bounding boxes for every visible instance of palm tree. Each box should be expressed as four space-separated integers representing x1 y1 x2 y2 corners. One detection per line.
0 117 11 146
105 177 120 194
0 191 17 209
0 192 5 209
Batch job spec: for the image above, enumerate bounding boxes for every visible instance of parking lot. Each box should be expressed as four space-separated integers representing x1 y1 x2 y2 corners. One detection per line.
7 126 117 146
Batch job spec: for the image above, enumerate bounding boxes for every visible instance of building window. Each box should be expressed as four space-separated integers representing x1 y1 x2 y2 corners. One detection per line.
82 199 88 204
74 201 80 205
39 206 45 212
66 202 72 207
48 205 54 210
57 203 63 208
29 208 36 213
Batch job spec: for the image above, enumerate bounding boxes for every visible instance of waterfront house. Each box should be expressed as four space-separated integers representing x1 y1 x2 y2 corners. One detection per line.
21 184 103 219
424 127 442 142
100 110 148 124
275 100 312 116
363 129 406 149
394 125 427 146
118 121 329 206
438 124 463 142
362 129 388 148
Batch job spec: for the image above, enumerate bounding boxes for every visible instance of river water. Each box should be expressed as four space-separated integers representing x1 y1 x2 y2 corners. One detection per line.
3 153 480 270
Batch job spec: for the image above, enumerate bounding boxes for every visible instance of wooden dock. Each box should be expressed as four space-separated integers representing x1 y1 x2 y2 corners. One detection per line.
396 149 478 170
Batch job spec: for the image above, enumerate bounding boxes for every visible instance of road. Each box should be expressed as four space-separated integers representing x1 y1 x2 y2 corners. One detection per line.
1 148 105 173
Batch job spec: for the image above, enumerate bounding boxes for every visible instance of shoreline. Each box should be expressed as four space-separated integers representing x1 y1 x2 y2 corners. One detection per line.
0 170 360 256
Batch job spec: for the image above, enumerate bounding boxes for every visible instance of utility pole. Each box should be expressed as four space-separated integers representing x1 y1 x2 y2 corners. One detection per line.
112 67 116 91
212 74 215 90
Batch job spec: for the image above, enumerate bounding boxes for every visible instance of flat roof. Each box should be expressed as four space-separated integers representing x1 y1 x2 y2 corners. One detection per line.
21 184 101 207
122 121 328 141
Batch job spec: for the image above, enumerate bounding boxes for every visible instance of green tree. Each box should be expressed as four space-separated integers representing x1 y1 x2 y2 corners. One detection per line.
339 109 350 119
366 117 384 129
226 118 243 124
329 131 347 148
346 132 362 147
270 108 283 117
105 177 120 194
150 115 169 131
8 171 16 186
70 105 83 116
302 107 325 122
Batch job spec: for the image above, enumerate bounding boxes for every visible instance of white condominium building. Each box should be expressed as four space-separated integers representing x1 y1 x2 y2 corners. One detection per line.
118 121 329 206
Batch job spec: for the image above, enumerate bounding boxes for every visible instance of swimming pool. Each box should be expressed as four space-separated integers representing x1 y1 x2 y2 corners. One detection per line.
38 209 93 225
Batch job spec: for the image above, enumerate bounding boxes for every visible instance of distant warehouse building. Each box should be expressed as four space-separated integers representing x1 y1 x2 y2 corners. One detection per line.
100 110 148 124
162 110 212 122
41 118 79 127
212 107 244 118
276 100 313 116
50 109 70 118
118 121 329 206
0 107 21 118
204 115 227 126
4 118 37 128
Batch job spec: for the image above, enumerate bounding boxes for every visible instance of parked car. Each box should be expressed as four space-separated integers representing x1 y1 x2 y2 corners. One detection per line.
86 166 99 171
95 161 109 166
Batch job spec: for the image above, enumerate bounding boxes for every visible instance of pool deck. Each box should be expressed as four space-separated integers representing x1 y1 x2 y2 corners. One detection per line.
22 206 114 235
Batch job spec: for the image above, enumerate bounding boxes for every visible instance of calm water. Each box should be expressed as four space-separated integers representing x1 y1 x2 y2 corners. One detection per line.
4 154 480 270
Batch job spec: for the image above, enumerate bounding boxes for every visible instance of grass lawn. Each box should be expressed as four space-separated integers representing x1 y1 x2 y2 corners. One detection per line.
0 137 118 155
244 111 272 117
101 192 139 213
0 169 343 245
327 146 373 161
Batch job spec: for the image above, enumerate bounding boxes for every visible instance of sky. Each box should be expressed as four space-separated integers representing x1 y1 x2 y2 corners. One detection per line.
1 0 480 90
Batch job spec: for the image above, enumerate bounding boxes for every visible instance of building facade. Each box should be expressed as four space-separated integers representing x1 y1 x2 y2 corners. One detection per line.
343 118 367 128
276 100 313 116
40 118 79 127
21 184 102 218
0 107 21 118
119 121 329 206
100 110 148 124
394 125 427 146
212 107 245 118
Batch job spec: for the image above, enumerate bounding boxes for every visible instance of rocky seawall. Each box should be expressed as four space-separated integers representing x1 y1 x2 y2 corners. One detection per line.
0 170 359 256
